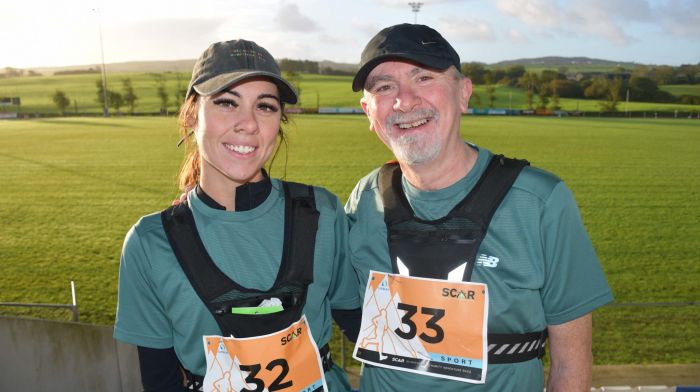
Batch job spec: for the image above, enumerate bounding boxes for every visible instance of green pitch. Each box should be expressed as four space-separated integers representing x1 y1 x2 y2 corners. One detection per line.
0 115 698 364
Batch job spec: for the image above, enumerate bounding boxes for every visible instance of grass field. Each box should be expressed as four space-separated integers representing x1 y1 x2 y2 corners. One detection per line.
1 115 699 365
2 72 699 115
660 84 700 97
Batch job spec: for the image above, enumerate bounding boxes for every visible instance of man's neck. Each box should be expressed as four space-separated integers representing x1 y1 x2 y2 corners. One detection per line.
399 143 477 191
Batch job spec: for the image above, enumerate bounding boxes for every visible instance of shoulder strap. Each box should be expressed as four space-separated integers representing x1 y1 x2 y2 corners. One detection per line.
378 155 529 226
280 181 319 283
378 161 414 225
161 203 233 305
457 155 529 282
160 183 320 311
452 154 529 224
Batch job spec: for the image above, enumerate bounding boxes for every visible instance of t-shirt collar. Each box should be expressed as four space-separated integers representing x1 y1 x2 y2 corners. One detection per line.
195 170 272 211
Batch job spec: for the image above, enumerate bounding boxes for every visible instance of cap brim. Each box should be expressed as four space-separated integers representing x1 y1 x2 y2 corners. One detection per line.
352 53 455 92
193 71 298 104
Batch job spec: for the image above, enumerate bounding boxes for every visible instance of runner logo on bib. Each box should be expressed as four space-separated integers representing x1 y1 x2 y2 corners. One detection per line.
203 315 328 392
353 271 489 383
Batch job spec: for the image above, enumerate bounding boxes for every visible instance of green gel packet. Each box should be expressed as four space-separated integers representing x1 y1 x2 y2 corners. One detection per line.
230 305 284 315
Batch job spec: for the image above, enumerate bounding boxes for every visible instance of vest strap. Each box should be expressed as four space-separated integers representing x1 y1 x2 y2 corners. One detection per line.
487 329 548 364
160 181 319 336
379 154 544 365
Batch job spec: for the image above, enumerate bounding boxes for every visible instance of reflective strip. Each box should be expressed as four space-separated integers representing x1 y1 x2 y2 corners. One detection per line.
507 343 521 355
518 341 531 354
494 344 510 355
526 339 538 352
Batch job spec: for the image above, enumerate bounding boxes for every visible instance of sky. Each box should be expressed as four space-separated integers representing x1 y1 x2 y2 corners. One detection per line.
2 0 699 70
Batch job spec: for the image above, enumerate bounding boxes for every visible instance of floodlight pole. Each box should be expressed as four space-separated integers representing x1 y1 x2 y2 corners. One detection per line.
408 2 423 24
95 8 109 118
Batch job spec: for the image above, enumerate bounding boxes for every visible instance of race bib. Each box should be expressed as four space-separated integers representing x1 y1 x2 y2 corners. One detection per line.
203 315 328 392
353 270 488 383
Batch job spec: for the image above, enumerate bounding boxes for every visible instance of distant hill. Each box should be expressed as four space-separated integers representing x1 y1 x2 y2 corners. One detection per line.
18 59 357 76
9 56 650 76
491 56 640 69
23 59 196 76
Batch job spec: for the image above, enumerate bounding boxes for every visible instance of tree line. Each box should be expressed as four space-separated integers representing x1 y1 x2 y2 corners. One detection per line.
46 62 699 115
279 59 355 76
462 62 700 111
50 72 189 116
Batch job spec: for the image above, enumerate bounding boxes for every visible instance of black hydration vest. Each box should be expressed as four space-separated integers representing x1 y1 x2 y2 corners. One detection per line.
379 155 548 364
161 181 332 385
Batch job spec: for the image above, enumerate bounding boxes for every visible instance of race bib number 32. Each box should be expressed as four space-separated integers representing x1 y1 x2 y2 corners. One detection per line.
353 271 489 383
203 315 327 392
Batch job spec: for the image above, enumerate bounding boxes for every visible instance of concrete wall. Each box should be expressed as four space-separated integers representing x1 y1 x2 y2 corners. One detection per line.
0 316 141 391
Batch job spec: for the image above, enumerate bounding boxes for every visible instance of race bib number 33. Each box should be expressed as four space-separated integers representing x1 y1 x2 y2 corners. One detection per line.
353 271 489 384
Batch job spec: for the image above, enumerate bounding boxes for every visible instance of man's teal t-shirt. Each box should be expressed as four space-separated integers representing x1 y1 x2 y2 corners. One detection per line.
345 145 614 391
114 180 360 390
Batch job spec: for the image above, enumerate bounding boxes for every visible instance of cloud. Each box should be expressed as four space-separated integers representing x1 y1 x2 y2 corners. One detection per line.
439 16 497 42
495 0 641 45
351 18 383 37
496 0 562 28
376 0 475 7
654 0 700 38
506 28 530 44
274 1 321 32
108 18 224 62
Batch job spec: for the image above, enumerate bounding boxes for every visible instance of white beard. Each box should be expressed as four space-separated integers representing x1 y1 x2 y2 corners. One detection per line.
389 131 441 165
384 109 442 165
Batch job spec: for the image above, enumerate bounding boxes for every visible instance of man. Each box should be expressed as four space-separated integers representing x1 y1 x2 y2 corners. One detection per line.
345 23 613 391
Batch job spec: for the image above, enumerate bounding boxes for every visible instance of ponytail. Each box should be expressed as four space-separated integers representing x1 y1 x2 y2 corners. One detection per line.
177 95 200 191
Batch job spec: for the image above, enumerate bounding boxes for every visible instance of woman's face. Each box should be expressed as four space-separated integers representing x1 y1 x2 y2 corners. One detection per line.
194 78 282 189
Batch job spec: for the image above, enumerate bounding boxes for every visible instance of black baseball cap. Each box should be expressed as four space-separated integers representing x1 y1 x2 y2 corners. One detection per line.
352 24 461 92
187 39 298 104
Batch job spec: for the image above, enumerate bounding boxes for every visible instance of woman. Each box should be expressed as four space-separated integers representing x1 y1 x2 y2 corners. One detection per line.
114 39 359 391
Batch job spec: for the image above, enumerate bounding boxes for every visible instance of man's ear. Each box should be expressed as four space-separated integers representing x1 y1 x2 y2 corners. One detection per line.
460 77 473 113
360 95 374 132
360 95 369 115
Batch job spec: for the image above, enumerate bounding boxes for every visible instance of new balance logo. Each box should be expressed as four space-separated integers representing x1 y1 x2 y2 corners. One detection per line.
476 254 499 268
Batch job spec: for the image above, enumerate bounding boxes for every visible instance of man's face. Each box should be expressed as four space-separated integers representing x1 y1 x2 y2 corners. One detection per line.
360 61 471 165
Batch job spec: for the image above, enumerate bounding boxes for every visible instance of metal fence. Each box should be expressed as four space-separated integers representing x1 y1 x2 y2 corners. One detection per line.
0 281 79 322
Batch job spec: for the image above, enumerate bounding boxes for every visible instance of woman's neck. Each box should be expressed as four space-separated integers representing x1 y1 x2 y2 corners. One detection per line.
199 170 265 211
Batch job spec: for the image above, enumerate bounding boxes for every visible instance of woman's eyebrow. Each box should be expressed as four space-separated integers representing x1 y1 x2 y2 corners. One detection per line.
258 93 280 102
221 89 241 97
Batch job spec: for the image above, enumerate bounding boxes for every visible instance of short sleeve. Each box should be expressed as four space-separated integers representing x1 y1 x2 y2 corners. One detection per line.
113 225 173 348
327 194 361 309
541 182 614 325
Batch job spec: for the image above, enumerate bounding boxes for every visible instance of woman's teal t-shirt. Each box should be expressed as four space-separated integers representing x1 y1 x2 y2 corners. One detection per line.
114 180 360 390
